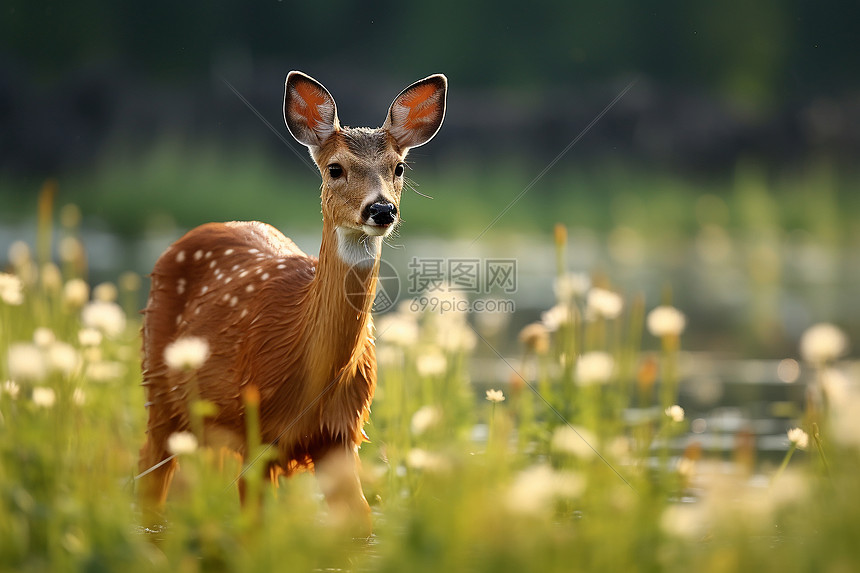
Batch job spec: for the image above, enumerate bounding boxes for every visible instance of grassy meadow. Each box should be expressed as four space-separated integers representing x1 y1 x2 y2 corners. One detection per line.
1 160 860 572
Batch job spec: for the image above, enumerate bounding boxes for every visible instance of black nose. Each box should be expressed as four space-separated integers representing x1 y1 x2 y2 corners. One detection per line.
366 202 397 225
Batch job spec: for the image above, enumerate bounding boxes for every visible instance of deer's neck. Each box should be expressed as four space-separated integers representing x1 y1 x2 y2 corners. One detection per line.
303 221 381 385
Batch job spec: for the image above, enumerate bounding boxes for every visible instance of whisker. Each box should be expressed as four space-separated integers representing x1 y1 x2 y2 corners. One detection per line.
405 177 433 199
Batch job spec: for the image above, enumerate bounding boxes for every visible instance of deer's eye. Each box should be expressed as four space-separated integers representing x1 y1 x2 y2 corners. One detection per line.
328 164 344 179
394 163 405 177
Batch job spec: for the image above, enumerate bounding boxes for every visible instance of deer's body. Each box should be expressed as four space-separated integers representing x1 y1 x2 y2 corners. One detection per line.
138 72 447 531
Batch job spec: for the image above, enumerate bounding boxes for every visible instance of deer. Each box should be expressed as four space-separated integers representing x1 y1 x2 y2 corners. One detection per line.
137 71 447 533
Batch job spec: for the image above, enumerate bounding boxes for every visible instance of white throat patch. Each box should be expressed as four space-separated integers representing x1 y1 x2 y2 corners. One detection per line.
336 227 382 268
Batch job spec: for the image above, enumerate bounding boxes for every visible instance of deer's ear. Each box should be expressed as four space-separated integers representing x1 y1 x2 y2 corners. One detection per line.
383 74 447 150
284 71 339 148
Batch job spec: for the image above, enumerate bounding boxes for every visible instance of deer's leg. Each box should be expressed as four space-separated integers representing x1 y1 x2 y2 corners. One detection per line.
137 434 177 525
311 442 371 536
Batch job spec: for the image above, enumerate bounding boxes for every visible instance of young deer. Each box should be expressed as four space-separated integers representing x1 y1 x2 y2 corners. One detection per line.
138 71 447 530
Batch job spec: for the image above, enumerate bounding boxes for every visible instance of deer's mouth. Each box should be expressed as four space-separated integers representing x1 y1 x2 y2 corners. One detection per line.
361 220 395 237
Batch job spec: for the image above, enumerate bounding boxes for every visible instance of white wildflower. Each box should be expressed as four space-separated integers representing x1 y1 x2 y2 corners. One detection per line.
519 322 550 355
830 395 860 450
415 350 447 377
0 273 24 305
787 427 809 450
575 351 614 385
164 336 210 371
607 435 632 461
58 236 84 263
665 405 685 423
167 431 198 455
406 448 450 473
8 240 31 268
506 464 586 516
375 345 403 368
411 405 442 435
436 319 477 352
820 368 851 403
3 380 20 400
7 343 47 382
551 425 597 460
661 503 709 539
92 282 118 302
541 303 572 332
647 305 687 337
799 323 848 363
40 263 63 292
78 328 103 347
553 272 590 303
63 278 90 308
81 301 126 337
33 327 56 348
85 361 125 382
32 386 56 408
47 342 80 376
485 389 505 403
375 313 419 347
586 288 623 320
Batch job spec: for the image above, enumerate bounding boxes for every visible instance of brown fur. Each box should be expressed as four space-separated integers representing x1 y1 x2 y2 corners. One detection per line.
137 71 446 533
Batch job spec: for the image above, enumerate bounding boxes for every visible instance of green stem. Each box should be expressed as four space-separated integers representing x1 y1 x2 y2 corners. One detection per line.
771 444 797 486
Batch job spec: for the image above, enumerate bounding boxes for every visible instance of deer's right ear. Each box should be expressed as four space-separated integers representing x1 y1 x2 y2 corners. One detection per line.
284 71 339 148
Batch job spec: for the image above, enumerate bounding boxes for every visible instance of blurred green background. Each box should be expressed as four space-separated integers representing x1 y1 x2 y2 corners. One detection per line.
1 0 859 355
2 5 860 571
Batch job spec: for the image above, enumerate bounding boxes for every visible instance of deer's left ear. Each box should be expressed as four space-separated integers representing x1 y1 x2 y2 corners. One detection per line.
383 74 447 150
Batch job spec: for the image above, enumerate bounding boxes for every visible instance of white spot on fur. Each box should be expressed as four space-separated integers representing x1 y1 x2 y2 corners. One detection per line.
194 250 203 261
336 227 381 268
222 293 230 302
255 268 263 274
205 251 212 259
194 306 201 315
201 285 209 295
239 270 249 278
225 248 234 255
232 264 240 271
240 309 248 319
176 250 186 263
249 248 259 254
276 264 286 270
175 314 182 325
177 278 186 294
209 260 217 269
261 273 270 281
246 284 254 293
224 276 232 284
229 296 238 307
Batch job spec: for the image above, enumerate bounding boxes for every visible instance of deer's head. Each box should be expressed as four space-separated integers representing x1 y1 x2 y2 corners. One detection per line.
284 72 447 265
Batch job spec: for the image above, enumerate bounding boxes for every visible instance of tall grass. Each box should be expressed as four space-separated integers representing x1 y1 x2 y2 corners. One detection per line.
1 186 859 572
